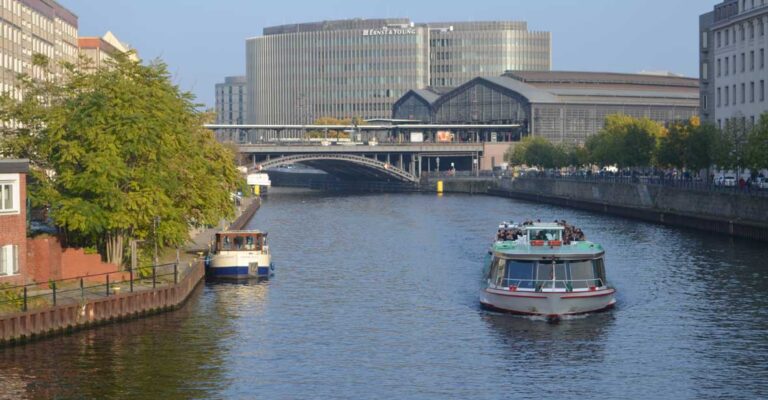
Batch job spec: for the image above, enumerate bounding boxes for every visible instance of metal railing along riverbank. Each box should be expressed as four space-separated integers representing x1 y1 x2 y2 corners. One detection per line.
0 263 189 316
0 261 205 346
517 173 768 198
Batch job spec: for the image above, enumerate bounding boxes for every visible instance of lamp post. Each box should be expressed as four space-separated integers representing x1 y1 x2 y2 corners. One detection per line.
153 216 161 266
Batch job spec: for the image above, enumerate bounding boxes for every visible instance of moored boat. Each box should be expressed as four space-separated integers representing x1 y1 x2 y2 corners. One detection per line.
207 230 273 279
480 221 615 318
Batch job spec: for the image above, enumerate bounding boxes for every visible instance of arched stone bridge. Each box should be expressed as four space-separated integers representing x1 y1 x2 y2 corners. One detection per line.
252 153 419 183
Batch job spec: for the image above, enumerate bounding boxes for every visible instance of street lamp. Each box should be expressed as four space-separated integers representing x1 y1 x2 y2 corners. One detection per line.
153 216 161 266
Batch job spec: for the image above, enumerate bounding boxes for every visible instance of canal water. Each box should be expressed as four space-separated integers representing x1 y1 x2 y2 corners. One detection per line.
1 190 767 399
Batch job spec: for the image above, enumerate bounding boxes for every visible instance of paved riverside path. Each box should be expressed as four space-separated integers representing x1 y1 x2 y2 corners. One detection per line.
184 196 261 253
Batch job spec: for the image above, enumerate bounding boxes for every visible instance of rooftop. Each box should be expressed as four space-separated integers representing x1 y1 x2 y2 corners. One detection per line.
0 159 30 174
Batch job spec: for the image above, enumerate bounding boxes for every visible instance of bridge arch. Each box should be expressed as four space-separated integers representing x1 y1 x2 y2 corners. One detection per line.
251 153 418 183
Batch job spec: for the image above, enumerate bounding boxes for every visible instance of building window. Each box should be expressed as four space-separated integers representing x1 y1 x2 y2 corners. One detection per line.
717 31 722 47
718 87 722 107
703 94 708 110
0 182 15 212
742 83 746 103
761 80 765 101
718 119 722 129
726 86 730 106
725 29 730 45
717 58 722 76
702 62 709 78
0 245 19 276
726 57 730 75
751 50 755 70
702 31 708 49
762 48 765 69
742 52 746 72
751 81 755 102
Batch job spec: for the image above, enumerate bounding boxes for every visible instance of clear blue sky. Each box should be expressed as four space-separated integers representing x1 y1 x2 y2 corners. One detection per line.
61 0 715 108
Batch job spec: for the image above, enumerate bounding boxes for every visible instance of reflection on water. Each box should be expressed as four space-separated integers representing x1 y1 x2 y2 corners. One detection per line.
1 191 767 399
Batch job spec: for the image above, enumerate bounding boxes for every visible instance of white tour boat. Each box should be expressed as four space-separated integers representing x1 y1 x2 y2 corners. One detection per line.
480 221 616 318
207 230 273 279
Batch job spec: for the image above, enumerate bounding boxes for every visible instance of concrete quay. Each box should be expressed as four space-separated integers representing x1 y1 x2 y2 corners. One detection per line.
426 177 768 242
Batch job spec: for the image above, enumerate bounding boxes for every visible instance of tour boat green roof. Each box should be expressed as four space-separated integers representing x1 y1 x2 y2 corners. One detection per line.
492 240 604 258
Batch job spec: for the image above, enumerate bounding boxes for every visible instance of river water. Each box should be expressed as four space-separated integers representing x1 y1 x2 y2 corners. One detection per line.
1 190 767 399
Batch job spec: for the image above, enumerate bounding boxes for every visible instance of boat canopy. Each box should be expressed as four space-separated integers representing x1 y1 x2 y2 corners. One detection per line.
215 231 267 252
524 223 564 242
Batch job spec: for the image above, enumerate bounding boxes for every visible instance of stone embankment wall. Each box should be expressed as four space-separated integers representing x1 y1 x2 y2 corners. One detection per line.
434 178 768 241
0 261 205 346
229 197 261 231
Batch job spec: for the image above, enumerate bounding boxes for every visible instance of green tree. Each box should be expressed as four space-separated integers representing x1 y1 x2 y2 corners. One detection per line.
564 145 590 168
656 122 691 169
686 122 719 180
587 114 666 169
0 54 242 266
746 113 768 171
713 118 748 171
504 136 566 169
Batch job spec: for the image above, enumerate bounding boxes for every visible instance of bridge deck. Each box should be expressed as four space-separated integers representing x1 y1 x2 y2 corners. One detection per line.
238 143 484 154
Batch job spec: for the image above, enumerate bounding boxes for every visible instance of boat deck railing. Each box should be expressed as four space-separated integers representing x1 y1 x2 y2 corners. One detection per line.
499 278 605 292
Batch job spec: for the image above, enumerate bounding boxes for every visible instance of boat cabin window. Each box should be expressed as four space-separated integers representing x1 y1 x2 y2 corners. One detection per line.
567 259 604 288
490 257 506 286
504 260 535 289
217 233 265 252
491 255 607 290
221 236 231 251
534 261 567 289
527 229 562 242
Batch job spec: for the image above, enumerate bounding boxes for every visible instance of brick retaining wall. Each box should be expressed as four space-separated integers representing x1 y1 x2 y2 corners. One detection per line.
0 261 205 346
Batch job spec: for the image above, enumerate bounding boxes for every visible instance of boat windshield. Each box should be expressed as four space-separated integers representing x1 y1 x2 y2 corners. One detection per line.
217 233 265 251
494 257 606 290
527 229 562 242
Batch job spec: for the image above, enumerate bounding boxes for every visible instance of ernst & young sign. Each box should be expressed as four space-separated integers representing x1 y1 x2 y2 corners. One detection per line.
362 27 417 36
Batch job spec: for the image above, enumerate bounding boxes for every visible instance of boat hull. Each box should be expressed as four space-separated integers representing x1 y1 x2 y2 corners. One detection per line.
480 287 616 318
207 251 272 279
208 265 272 279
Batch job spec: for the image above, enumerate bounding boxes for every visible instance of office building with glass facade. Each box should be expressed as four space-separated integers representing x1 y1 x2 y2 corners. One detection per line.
245 18 550 125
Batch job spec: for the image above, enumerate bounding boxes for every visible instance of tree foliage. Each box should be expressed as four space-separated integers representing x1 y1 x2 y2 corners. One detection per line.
0 54 242 266
746 114 768 171
505 136 570 169
586 114 666 168
307 116 367 139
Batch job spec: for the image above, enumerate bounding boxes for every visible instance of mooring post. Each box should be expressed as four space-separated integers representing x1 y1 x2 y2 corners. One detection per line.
106 275 110 296
23 286 27 312
130 268 134 293
52 281 57 306
174 263 178 285
152 265 156 289
80 278 84 301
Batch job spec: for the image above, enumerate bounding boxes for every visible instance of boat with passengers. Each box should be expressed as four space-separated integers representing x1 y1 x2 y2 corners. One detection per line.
207 230 273 279
480 221 615 318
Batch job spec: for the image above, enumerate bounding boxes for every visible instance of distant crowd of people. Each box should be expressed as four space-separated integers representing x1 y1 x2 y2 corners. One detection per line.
557 220 586 244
